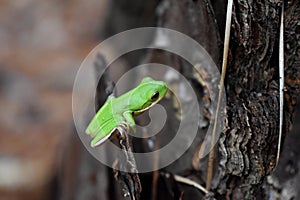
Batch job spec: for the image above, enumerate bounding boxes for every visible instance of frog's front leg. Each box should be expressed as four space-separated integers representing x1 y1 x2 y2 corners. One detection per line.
123 111 136 133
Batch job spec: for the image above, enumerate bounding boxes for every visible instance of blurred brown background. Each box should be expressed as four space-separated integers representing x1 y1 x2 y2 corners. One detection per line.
0 0 108 199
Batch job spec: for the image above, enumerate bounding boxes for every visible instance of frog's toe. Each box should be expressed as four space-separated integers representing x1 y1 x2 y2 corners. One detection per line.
131 125 136 133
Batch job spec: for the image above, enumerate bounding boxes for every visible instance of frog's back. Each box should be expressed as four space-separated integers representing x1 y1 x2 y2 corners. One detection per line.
86 99 123 147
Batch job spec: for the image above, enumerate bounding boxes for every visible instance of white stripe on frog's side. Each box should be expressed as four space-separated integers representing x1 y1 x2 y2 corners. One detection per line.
91 127 116 147
91 122 131 147
134 98 162 115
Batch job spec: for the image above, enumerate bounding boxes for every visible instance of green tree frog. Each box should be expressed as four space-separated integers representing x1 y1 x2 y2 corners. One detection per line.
86 77 168 147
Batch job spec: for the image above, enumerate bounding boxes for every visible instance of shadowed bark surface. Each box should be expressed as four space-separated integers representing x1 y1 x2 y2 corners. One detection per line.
59 0 299 200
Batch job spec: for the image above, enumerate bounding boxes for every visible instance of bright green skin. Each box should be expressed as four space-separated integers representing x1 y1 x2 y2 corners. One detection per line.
86 77 168 147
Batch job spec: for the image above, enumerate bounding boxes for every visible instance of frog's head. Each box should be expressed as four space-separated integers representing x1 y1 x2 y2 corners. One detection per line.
130 77 168 114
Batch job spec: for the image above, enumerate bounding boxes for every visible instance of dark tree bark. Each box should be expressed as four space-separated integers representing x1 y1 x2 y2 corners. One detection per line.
61 0 299 199
150 0 300 199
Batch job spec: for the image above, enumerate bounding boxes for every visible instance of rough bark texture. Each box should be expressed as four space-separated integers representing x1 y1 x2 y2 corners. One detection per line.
219 0 283 187
145 0 298 199
60 0 299 199
217 1 299 198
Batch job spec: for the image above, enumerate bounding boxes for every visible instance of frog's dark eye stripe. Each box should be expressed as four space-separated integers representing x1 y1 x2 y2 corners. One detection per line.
151 92 159 101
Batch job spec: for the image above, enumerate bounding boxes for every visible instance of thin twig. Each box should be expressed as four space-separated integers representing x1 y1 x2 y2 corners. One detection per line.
173 174 209 195
276 4 285 168
151 138 160 200
116 127 142 200
206 0 233 190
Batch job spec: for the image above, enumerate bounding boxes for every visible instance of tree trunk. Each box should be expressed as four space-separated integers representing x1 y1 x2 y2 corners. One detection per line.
62 0 300 199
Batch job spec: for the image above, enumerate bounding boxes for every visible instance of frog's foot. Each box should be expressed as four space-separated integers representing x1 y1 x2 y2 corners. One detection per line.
116 123 129 141
131 125 136 134
123 112 136 133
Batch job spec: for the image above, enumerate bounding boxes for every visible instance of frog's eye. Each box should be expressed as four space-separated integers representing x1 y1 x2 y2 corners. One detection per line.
151 91 159 101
